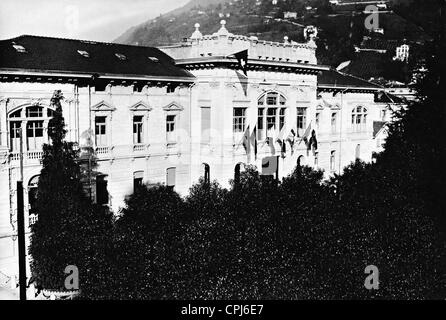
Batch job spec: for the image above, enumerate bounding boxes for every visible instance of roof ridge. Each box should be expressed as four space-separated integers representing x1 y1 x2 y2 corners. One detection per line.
1 34 157 51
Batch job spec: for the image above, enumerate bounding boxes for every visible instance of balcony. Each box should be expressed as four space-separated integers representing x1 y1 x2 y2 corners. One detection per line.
95 146 112 158
133 144 148 152
9 151 43 163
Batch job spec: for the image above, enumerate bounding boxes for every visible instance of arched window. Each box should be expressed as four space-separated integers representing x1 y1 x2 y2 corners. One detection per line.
351 106 368 132
7 104 55 152
297 155 305 167
257 92 287 140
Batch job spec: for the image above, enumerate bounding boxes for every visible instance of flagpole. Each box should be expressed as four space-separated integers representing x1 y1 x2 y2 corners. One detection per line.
17 127 26 300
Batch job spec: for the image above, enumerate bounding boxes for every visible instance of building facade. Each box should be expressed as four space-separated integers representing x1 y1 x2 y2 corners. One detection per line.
0 23 402 288
160 21 398 190
0 35 194 285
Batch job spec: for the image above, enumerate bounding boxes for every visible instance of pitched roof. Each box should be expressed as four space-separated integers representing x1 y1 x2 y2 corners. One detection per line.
338 51 390 82
318 69 382 89
0 35 194 81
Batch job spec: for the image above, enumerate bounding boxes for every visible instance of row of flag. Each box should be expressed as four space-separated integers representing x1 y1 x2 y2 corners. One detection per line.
240 121 318 161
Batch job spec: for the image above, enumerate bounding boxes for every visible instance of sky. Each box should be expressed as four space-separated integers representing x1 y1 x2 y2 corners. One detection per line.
0 0 190 42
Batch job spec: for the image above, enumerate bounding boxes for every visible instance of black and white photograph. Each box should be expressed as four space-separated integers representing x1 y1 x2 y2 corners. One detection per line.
0 0 444 308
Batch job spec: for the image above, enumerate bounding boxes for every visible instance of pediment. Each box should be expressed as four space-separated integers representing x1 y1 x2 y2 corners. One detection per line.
163 101 184 111
129 101 152 112
91 100 116 112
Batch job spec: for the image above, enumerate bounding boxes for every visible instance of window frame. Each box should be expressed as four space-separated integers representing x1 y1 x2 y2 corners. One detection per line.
233 107 246 133
297 107 307 130
351 106 368 132
166 114 176 143
133 115 144 145
257 92 287 140
95 116 107 146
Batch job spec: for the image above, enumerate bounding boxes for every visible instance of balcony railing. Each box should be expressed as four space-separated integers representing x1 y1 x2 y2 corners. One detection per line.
28 151 44 160
133 144 146 152
95 146 110 155
9 151 43 162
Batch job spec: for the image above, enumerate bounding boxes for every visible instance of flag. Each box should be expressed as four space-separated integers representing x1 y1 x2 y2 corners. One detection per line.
277 139 286 157
250 125 257 160
286 129 297 154
266 137 276 155
262 156 278 176
234 49 248 76
301 121 312 148
309 129 318 155
242 125 250 154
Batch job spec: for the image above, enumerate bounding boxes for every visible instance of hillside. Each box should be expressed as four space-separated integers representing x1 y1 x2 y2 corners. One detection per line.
114 0 437 80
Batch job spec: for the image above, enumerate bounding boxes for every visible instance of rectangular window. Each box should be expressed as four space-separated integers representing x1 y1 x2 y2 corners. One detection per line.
297 107 306 130
27 121 44 150
314 152 319 167
330 151 336 172
257 108 265 140
10 121 21 151
315 112 321 129
166 115 176 142
279 108 286 130
95 117 107 146
331 112 337 133
133 171 144 192
233 108 246 133
133 116 144 144
267 108 277 131
201 107 211 143
166 167 176 189
96 175 109 205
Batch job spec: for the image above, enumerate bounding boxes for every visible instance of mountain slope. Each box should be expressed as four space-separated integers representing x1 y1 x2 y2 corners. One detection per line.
114 0 434 78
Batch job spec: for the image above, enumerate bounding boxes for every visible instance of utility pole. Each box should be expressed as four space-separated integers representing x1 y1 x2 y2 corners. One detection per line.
16 127 26 300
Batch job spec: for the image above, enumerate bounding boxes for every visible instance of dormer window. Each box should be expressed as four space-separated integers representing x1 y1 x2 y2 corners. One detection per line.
115 53 127 61
77 50 90 58
148 56 159 62
12 44 26 53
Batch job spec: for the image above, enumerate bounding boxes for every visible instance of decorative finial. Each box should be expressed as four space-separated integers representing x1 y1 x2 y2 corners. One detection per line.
216 19 231 36
191 22 203 40
284 36 289 44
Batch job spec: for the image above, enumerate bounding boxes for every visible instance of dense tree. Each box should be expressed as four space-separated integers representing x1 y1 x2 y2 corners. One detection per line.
111 184 186 299
29 90 114 299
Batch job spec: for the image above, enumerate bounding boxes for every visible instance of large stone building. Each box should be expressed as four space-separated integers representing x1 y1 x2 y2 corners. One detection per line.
0 22 402 289
160 21 399 189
